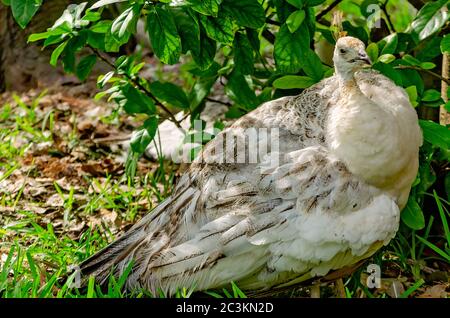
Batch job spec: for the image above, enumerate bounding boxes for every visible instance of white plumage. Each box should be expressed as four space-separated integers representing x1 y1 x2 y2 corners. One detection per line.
79 37 422 296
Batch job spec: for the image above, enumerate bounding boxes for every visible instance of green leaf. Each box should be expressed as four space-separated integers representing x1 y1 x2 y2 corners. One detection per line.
246 28 260 53
233 32 254 75
398 68 424 95
420 62 436 70
366 42 379 63
200 14 235 45
305 0 325 6
419 120 450 150
441 34 450 53
422 89 441 102
409 0 449 41
28 31 53 43
82 10 101 22
173 9 216 70
147 5 182 65
274 24 309 74
401 196 425 230
402 54 420 66
301 49 324 81
10 0 42 29
50 41 68 67
76 54 97 81
225 71 257 110
130 116 159 154
173 8 200 55
149 81 189 109
416 36 442 61
286 0 303 8
90 20 112 33
445 101 450 113
61 34 88 73
192 26 217 70
87 30 106 50
286 10 305 33
221 0 265 29
43 34 67 48
342 21 368 44
405 86 418 107
377 54 396 64
273 0 296 23
189 71 219 110
187 0 221 17
104 27 130 52
379 33 398 55
273 75 315 89
120 84 156 115
111 4 141 40
417 161 436 193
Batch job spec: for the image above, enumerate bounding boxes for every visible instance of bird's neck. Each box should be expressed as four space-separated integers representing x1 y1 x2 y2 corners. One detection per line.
337 72 362 97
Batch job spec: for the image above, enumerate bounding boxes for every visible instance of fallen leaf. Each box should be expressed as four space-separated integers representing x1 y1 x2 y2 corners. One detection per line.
418 284 449 298
45 194 64 207
387 280 405 298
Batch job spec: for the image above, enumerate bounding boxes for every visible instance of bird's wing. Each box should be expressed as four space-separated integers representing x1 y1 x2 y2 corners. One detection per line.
80 143 399 295
356 69 412 108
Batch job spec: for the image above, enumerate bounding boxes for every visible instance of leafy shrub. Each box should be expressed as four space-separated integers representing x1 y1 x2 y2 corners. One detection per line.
2 0 449 233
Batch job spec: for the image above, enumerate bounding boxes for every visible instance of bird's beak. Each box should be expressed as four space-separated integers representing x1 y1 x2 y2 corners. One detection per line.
358 51 372 66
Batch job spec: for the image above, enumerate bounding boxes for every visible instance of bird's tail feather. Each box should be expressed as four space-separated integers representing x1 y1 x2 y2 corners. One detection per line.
79 226 145 286
78 197 174 286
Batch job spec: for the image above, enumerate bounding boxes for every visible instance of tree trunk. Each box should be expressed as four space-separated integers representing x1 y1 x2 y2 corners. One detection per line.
0 1 86 92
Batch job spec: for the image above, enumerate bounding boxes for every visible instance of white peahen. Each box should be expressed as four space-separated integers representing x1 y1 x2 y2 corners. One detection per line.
79 36 422 296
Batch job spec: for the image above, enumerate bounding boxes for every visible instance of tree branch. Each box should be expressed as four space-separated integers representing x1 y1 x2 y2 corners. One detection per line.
316 0 343 21
265 18 281 26
206 97 232 107
381 0 396 33
262 29 275 44
87 45 185 132
394 65 450 85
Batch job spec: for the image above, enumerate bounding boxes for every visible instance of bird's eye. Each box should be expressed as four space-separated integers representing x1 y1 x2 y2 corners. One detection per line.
340 49 346 54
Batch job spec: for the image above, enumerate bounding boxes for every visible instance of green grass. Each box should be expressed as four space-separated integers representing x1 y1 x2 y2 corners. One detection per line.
0 91 449 298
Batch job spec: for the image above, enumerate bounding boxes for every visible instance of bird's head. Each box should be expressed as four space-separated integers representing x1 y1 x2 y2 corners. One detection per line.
333 36 371 78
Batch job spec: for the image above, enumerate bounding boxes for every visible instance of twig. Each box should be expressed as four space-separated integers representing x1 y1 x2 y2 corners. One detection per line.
381 0 396 33
394 65 450 85
262 29 275 44
87 45 185 132
206 97 232 107
316 0 343 21
91 134 132 144
265 18 281 26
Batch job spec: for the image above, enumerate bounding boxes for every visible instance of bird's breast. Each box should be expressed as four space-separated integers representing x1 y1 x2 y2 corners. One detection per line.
326 97 421 206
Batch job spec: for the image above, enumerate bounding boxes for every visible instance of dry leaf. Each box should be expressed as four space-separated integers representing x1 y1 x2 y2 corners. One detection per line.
418 284 449 298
